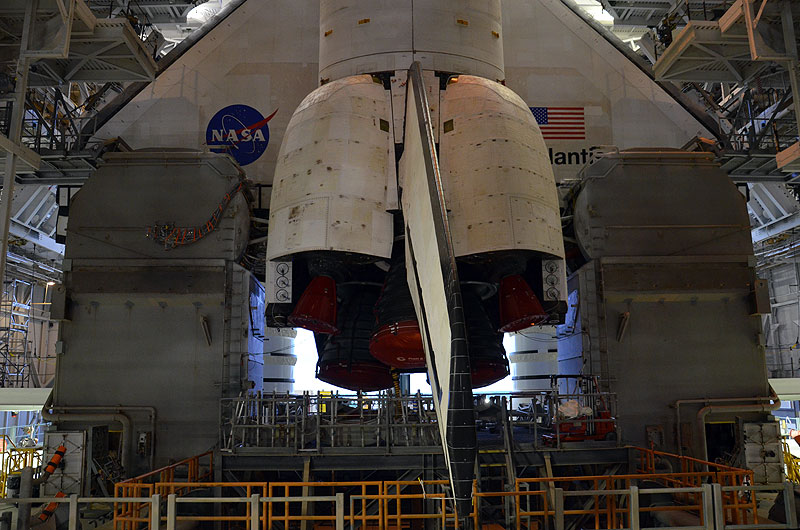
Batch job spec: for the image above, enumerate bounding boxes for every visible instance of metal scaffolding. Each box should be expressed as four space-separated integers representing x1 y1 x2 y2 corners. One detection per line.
0 279 34 388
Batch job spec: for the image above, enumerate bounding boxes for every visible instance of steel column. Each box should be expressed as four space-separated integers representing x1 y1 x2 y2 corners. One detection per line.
784 481 798 528
151 494 161 529
335 493 344 530
0 0 36 289
249 493 260 530
781 0 800 136
554 488 565 530
68 494 78 530
166 494 177 530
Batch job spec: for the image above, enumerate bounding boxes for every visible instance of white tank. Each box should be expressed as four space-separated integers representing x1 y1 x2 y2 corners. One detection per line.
510 330 559 392
262 332 296 394
266 75 395 262
319 0 504 82
439 76 564 260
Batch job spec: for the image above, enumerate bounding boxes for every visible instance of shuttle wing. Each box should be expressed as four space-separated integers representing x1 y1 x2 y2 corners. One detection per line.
400 61 477 520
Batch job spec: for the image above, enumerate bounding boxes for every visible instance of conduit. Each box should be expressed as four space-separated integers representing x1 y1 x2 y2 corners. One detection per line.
674 389 780 457
41 410 132 472
42 393 158 472
696 388 781 462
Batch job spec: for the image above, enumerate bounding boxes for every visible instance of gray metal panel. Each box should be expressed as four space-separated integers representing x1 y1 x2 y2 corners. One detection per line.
601 269 767 453
64 151 249 261
57 273 225 467
574 151 754 259
56 263 262 472
55 151 262 474
42 431 85 496
560 258 768 455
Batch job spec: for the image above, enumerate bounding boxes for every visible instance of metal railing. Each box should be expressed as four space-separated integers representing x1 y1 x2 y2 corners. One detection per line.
221 390 619 452
0 443 41 498
107 445 765 530
783 440 800 484
633 447 753 483
114 450 213 528
221 391 441 452
0 480 787 530
505 390 619 448
1 92 108 155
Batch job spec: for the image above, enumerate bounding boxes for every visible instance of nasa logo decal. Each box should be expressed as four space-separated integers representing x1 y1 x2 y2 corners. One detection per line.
206 105 277 166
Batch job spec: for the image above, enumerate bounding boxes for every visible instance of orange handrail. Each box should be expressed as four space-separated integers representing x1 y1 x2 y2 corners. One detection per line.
113 451 214 530
111 446 759 529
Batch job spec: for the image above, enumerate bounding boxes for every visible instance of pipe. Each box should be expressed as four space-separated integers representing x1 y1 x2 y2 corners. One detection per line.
42 393 157 462
42 411 132 473
675 393 779 455
41 393 157 473
32 444 66 486
695 388 781 462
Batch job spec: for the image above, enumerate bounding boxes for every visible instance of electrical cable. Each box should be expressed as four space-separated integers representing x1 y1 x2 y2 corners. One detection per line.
146 180 247 250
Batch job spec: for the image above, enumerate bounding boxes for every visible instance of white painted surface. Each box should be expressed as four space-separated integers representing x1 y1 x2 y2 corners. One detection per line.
0 388 52 411
401 73 453 455
319 0 504 82
502 0 712 181
263 333 296 393
93 1 320 196
92 0 713 193
266 75 394 261
510 330 559 392
769 378 800 401
440 75 564 259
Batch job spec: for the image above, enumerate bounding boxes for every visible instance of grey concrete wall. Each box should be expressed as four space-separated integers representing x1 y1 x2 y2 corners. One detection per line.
54 152 262 475
559 154 770 458
56 280 228 469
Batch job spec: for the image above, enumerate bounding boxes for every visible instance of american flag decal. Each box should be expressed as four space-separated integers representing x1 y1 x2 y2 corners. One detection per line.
530 107 585 140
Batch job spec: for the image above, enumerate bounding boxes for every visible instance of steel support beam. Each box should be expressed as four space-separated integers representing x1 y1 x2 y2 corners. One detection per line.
0 133 40 170
752 211 800 243
776 0 800 171
781 0 800 139
0 0 36 287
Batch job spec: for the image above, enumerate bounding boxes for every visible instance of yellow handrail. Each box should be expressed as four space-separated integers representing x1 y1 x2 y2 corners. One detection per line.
784 440 800 484
0 442 43 498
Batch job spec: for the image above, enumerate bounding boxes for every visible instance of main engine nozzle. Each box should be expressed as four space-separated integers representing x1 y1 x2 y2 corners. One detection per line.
289 275 339 334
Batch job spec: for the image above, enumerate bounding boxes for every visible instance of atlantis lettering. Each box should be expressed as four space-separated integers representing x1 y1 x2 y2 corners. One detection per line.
549 146 604 166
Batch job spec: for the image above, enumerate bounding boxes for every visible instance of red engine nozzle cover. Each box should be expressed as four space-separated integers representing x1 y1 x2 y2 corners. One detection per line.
317 361 394 392
498 274 548 333
289 275 339 334
471 357 510 389
369 320 427 369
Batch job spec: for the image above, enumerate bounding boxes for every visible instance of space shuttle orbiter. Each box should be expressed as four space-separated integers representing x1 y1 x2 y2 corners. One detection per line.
266 0 567 520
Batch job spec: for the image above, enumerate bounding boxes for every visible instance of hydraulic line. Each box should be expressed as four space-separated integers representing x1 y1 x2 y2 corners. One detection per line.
38 491 65 522
32 444 66 486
